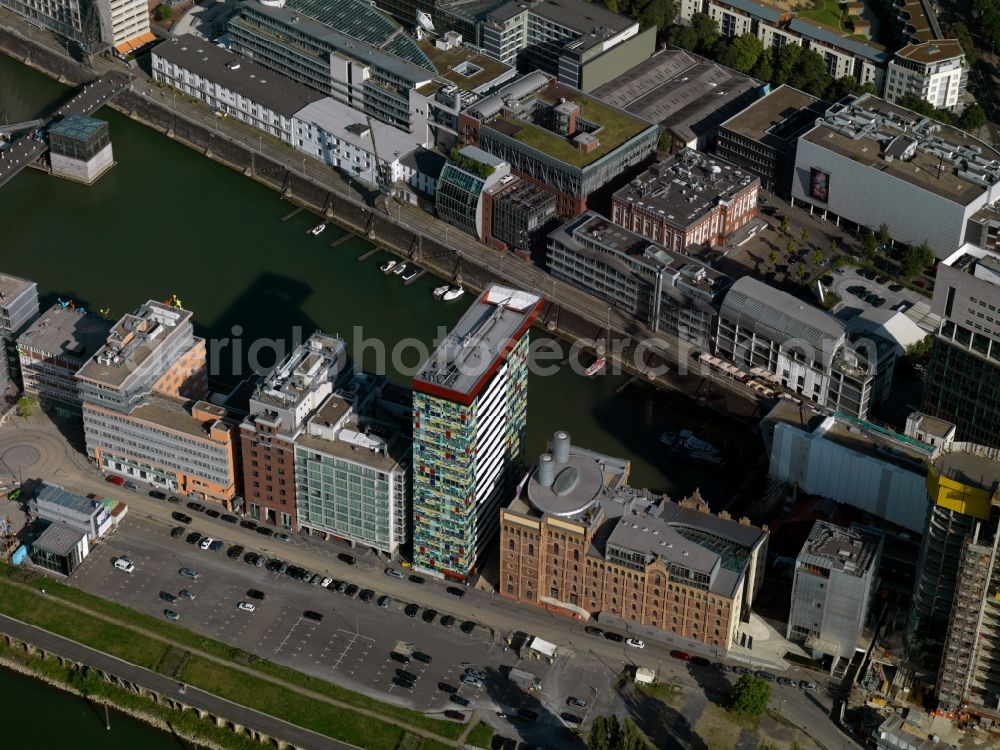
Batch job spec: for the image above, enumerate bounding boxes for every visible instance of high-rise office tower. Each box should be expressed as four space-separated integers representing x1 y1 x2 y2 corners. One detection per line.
411 284 543 580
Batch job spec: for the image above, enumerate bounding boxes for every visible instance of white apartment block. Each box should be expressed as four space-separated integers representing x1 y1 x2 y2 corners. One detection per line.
885 40 966 111
106 0 152 52
152 36 323 144
681 0 888 92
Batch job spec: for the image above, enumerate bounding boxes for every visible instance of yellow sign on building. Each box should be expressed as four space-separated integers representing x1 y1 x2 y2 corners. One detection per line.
926 465 995 520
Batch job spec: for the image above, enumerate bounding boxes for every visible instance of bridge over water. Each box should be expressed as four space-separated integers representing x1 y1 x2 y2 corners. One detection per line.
0 71 129 188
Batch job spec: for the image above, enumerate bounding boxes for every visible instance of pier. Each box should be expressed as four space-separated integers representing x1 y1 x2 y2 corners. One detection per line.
280 205 304 222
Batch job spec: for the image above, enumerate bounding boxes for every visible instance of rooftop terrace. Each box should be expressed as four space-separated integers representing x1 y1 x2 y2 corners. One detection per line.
798 520 879 577
417 38 512 92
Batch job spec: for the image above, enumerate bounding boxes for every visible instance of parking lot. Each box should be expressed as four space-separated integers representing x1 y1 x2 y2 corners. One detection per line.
828 266 922 317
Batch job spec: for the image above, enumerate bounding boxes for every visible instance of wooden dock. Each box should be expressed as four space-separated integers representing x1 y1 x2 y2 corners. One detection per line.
357 247 379 262
328 233 353 249
280 206 304 222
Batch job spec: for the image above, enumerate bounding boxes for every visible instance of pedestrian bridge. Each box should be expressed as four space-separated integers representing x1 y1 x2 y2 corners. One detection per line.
0 72 129 189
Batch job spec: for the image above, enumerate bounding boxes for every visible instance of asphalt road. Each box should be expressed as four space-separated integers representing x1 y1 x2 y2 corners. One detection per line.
0 612 358 750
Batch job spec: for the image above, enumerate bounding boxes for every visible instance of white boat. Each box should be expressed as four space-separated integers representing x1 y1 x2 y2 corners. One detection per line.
309 223 326 236
433 285 449 299
381 260 398 274
401 268 419 282
442 286 465 302
584 357 606 377
393 262 408 276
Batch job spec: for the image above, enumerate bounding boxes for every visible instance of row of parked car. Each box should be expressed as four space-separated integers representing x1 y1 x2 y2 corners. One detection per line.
165 497 293 541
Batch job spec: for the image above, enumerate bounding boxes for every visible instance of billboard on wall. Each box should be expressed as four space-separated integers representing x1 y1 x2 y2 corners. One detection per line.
809 167 830 203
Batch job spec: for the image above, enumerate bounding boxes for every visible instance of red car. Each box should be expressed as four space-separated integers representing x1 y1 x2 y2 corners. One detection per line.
670 650 690 661
105 475 125 486
444 710 466 721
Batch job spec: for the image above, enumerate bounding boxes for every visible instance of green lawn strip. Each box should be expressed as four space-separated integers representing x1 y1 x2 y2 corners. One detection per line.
466 720 494 747
0 577 168 668
250 658 465 739
180 656 404 750
421 740 456 750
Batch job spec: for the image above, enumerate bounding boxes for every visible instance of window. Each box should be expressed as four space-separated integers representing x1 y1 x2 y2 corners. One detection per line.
573 549 580 562
508 539 515 551
528 544 534 556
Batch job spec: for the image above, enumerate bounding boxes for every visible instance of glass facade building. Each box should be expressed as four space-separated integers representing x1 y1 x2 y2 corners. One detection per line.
435 164 486 237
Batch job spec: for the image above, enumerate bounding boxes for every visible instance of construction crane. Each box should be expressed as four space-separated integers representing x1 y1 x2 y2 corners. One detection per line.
364 115 394 201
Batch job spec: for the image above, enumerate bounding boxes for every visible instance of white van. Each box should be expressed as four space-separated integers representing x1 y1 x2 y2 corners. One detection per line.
114 557 135 573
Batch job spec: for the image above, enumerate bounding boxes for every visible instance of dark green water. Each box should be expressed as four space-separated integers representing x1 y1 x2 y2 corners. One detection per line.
0 53 758 494
0 665 189 748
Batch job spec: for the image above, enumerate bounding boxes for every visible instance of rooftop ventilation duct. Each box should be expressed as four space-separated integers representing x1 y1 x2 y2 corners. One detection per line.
553 431 571 464
538 454 555 487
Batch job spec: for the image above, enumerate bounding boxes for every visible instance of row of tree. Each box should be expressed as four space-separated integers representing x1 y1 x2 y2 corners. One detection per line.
667 14 876 101
894 94 987 133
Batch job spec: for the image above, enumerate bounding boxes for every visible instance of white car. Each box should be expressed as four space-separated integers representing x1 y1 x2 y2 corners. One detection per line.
237 601 256 612
320 577 333 588
625 638 645 649
199 537 214 550
114 557 135 573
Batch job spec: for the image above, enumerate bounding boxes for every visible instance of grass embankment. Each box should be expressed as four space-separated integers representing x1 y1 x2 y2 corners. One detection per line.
0 566 463 748
466 721 494 748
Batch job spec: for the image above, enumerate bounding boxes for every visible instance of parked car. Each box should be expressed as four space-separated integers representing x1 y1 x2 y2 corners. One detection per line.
149 490 167 500
221 514 238 524
395 668 417 682
319 577 333 588
208 540 224 552
359 589 375 602
179 589 195 600
421 609 438 623
170 526 185 538
561 713 582 726
889 283 904 292
404 603 419 617
338 553 357 566
385 568 404 578
603 632 624 643
755 670 777 682
412 651 432 663
567 697 587 709
389 651 410 664
205 509 220 519
178 568 199 580
407 574 425 584
777 677 797 687
172 512 192 524
465 668 487 681
460 674 481 687
669 650 690 661
460 621 476 634
799 681 818 691
449 695 470 707
239 519 258 530
114 557 134 573
106 475 125 486
392 676 414 690
437 682 457 694
255 526 273 537
625 638 645 649
377 595 392 608
302 610 323 621
167 496 181 504
585 626 603 637
186 502 206 512
237 601 256 612
274 532 290 542
446 586 466 598
440 615 456 628
185 532 202 545
164 609 180 621
336 580 350 594
160 591 178 604
199 537 214 551
247 589 265 600
691 656 712 667
444 709 466 720
227 544 244 559
344 584 360 598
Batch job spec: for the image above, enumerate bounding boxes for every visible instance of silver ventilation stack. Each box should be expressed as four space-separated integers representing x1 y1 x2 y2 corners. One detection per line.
537 454 555 487
552 431 571 464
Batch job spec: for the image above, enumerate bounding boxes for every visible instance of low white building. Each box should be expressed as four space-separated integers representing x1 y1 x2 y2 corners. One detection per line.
291 99 425 191
885 40 966 112
151 35 324 144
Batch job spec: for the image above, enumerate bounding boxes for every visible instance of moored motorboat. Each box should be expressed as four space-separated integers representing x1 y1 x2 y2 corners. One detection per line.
433 285 449 299
442 286 465 301
380 260 397 274
309 223 326 236
584 357 606 377
393 262 408 276
401 268 419 282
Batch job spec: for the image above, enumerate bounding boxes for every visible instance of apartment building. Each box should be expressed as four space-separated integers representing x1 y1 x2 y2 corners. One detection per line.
17 304 112 416
787 521 883 672
294 391 411 555
611 149 760 254
241 332 348 529
459 71 658 216
411 284 543 580
717 276 881 419
479 0 655 92
922 247 1000 449
791 94 1000 258
715 84 827 196
547 212 732 349
0 272 39 394
678 0 888 91
500 431 768 651
435 146 512 239
482 176 557 253
152 36 324 144
0 0 153 52
885 40 966 112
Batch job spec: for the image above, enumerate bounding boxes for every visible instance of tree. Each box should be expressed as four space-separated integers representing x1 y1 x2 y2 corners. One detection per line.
952 21 977 60
779 216 790 235
657 130 673 154
730 673 771 717
772 43 801 86
785 237 796 256
905 336 934 363
154 2 172 21
750 48 774 82
830 238 839 256
767 250 777 269
812 249 823 266
897 95 954 125
690 12 720 54
636 0 677 33
790 48 832 97
588 714 648 750
973 0 1000 48
605 0 620 12
862 230 877 259
797 263 806 282
670 24 699 51
800 227 809 246
877 223 890 247
961 103 987 132
720 33 762 73
15 395 35 418
902 241 934 277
